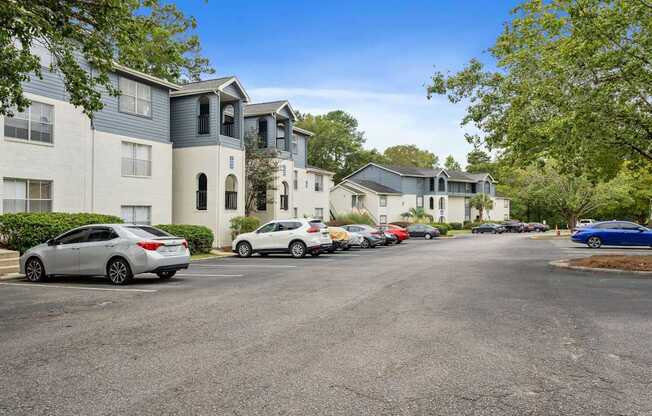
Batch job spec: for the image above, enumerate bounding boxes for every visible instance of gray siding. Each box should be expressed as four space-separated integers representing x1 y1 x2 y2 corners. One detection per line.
170 94 219 148
350 165 402 191
294 132 308 168
94 73 170 143
22 70 67 101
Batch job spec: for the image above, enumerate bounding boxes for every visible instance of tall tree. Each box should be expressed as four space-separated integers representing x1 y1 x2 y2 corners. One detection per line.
469 194 494 222
1 0 213 117
296 110 367 182
443 155 461 171
428 0 652 178
384 144 438 168
244 134 279 215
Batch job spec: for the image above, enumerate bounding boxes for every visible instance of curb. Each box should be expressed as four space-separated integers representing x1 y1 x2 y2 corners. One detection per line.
549 259 652 276
0 273 24 281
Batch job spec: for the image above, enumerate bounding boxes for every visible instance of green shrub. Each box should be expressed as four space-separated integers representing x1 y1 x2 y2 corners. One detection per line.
447 222 463 230
155 224 214 254
330 212 375 226
431 223 449 236
229 216 261 239
0 212 123 253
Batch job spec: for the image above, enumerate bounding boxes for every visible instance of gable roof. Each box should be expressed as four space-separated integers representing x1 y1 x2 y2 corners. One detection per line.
348 179 401 194
170 76 250 101
292 126 314 137
244 100 297 120
306 165 334 176
113 63 180 90
342 162 495 183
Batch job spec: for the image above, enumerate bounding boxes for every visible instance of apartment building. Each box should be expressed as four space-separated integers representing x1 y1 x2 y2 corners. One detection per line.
0 44 178 225
244 101 333 223
330 163 510 224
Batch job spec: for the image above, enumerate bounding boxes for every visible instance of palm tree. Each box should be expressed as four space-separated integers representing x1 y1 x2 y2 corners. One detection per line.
400 207 434 223
469 194 494 221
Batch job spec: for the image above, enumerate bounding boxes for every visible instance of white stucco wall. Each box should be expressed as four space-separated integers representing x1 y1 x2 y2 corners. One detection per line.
447 196 466 223
0 92 173 225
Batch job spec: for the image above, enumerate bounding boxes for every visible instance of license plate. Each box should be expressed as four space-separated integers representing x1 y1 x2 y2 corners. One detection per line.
160 245 183 253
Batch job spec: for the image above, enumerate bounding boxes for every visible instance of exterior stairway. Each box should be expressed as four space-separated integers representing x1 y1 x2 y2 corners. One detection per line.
0 249 20 278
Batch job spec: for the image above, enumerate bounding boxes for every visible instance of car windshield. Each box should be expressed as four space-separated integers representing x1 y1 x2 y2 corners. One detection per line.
125 226 171 238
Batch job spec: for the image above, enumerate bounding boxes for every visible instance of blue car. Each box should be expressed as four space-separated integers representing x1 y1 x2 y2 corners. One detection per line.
571 221 652 249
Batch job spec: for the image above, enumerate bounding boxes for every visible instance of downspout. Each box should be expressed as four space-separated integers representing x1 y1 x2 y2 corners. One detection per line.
214 90 222 249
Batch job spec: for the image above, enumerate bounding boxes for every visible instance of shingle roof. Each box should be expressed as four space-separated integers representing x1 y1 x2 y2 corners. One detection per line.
170 76 250 101
378 164 444 177
244 101 296 119
349 179 401 194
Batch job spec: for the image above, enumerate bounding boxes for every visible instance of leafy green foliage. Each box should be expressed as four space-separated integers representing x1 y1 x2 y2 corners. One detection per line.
428 0 652 178
430 223 449 236
400 207 433 223
447 222 463 230
443 155 461 171
0 212 123 253
1 0 213 117
244 132 280 215
469 194 494 221
384 145 438 168
328 212 376 226
229 216 261 239
155 224 213 254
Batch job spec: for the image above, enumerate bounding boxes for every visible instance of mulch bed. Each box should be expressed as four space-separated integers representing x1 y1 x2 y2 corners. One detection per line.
569 255 652 272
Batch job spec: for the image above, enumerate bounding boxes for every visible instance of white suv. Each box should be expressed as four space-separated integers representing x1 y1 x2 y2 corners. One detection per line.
232 219 332 258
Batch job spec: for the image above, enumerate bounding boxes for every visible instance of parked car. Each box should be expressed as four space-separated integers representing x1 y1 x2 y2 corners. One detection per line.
571 221 652 248
341 224 384 248
382 231 398 245
529 223 550 232
327 226 351 252
406 224 440 240
501 221 524 233
380 224 410 244
472 223 506 234
232 219 332 258
20 224 190 285
576 219 596 229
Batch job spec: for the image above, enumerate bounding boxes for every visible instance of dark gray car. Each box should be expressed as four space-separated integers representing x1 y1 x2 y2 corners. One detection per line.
341 224 384 248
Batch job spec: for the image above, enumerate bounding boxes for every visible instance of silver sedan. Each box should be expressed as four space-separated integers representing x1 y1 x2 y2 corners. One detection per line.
20 224 190 285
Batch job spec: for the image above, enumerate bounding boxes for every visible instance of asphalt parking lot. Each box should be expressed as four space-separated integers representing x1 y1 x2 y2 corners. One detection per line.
1 234 651 415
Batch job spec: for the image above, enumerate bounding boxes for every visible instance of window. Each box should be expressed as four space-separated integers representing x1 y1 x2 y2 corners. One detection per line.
2 178 52 213
197 173 207 210
4 101 54 144
484 182 491 194
87 227 118 242
429 197 434 210
56 228 88 245
314 208 324 220
229 156 235 170
257 118 267 148
119 77 151 117
504 199 509 209
429 178 435 192
416 196 424 208
221 104 235 137
379 215 387 224
293 170 298 190
438 177 446 192
225 175 238 210
314 174 324 192
197 96 210 135
121 206 151 225
439 197 446 210
351 195 358 208
125 225 171 238
122 142 151 177
280 182 289 210
293 207 298 217
379 195 387 207
279 221 302 231
276 137 286 151
281 165 287 177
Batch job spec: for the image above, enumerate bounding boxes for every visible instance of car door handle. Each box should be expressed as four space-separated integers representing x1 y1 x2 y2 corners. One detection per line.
105 244 115 248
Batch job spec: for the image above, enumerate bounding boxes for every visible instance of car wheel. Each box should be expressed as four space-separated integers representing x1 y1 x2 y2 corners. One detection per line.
290 241 307 258
492 230 497 234
396 240 402 244
360 238 371 249
25 257 46 282
311 251 321 257
328 247 336 253
587 236 602 249
424 233 432 240
343 245 350 251
157 271 176 279
472 229 477 234
259 252 268 257
107 258 132 285
237 242 252 258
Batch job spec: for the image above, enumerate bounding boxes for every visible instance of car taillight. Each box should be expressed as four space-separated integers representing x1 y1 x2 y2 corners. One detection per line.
307 226 320 233
182 240 188 249
137 241 164 251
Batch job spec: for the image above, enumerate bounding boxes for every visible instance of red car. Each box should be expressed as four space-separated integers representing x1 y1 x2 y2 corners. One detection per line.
380 224 410 243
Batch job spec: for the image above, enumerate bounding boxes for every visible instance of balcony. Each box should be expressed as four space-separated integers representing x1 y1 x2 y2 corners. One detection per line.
197 115 210 135
196 190 207 210
221 123 235 138
280 195 289 210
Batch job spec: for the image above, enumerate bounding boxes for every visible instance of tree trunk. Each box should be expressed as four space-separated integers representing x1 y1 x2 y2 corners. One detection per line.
568 214 577 230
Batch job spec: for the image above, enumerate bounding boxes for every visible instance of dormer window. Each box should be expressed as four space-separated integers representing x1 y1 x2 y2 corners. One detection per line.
438 177 446 192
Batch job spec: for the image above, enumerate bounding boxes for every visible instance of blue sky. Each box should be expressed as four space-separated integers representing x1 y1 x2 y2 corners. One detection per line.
177 0 519 167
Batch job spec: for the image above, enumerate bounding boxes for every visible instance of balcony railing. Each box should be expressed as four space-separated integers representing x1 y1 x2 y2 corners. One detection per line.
196 190 207 210
280 195 289 210
221 123 235 138
197 114 210 135
225 191 237 210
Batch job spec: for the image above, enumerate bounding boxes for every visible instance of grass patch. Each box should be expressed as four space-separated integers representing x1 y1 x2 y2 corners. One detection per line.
569 255 652 272
191 253 220 261
449 229 471 236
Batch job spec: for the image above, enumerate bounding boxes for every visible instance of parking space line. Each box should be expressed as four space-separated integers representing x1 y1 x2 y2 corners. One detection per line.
0 282 157 293
176 274 243 277
190 264 297 268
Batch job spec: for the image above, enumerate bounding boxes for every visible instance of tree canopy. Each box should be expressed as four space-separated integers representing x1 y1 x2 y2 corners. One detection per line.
1 0 213 117
443 155 462 171
383 145 438 169
428 0 652 178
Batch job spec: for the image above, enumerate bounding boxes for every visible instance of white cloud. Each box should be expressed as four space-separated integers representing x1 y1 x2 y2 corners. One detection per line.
248 86 476 166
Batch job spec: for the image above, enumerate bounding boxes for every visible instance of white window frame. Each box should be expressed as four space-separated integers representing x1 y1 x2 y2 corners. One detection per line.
379 214 387 224
416 196 424 208
121 205 151 225
118 77 152 117
121 141 152 177
229 156 235 170
379 195 387 207
314 208 324 220
2 178 52 213
3 101 54 144
314 174 324 192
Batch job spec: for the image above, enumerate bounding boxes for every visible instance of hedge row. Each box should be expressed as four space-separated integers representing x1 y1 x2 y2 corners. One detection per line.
154 224 214 254
229 216 261 239
0 212 123 253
